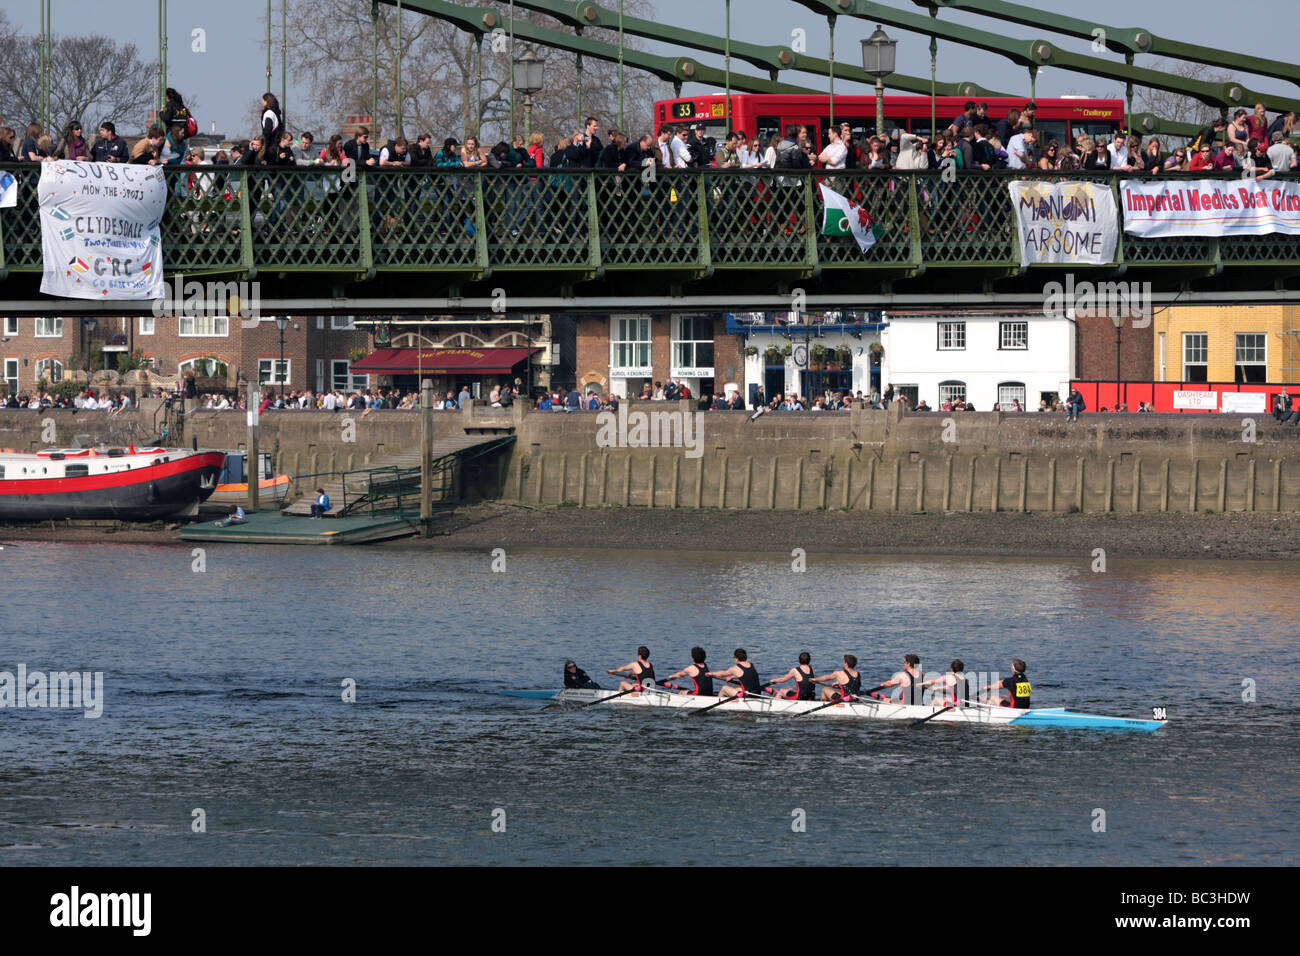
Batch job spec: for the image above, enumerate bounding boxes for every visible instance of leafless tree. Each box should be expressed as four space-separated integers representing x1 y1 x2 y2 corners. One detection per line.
1133 60 1233 130
280 0 669 147
0 18 157 138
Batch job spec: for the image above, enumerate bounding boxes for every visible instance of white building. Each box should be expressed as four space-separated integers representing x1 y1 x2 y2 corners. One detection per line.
882 310 1074 411
733 312 886 406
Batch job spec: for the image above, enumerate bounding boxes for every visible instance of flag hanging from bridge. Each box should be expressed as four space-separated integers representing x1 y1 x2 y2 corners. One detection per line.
820 184 884 252
37 161 167 300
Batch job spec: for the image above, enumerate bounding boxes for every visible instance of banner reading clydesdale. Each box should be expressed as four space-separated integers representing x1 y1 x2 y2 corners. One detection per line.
1122 178 1300 238
1007 180 1118 265
38 160 166 300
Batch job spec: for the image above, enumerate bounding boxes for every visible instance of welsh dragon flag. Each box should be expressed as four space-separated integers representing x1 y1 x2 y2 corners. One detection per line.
820 183 885 252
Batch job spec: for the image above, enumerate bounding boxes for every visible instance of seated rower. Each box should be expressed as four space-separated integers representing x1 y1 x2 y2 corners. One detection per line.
563 660 601 689
989 659 1031 708
664 647 714 696
812 654 861 702
768 651 817 701
607 646 655 692
877 653 924 705
922 659 972 707
707 648 762 699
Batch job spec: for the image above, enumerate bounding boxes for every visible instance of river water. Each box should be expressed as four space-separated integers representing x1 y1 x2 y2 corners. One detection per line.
0 540 1295 866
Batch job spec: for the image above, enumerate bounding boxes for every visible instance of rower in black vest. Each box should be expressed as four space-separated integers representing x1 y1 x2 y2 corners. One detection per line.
709 648 762 699
992 659 1032 708
878 654 924 705
812 654 861 702
922 659 970 707
770 652 816 700
608 646 655 692
665 646 714 696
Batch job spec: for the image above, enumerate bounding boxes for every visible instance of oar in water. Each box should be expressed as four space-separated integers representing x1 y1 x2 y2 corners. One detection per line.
689 689 751 717
910 703 959 727
792 684 889 718
577 682 659 708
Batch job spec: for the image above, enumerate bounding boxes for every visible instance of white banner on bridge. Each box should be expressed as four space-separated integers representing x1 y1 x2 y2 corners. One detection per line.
1008 180 1118 265
38 160 166 300
1122 178 1300 237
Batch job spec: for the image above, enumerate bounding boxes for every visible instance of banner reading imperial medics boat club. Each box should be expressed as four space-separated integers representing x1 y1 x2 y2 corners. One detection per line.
37 160 166 300
1007 180 1118 265
1122 178 1300 238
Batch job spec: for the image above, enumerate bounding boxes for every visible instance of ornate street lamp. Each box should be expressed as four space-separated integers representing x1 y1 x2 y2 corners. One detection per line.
512 49 545 141
861 25 897 139
275 315 289 403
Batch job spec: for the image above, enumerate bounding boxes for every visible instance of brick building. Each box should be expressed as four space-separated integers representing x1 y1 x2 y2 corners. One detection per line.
1152 304 1300 384
574 313 745 401
1074 310 1156 384
2 312 370 398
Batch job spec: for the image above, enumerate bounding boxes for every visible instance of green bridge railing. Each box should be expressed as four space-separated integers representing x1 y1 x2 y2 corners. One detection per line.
3 164 1299 297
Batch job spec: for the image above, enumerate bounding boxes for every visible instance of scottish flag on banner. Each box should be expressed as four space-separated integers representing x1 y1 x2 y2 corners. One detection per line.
0 170 16 208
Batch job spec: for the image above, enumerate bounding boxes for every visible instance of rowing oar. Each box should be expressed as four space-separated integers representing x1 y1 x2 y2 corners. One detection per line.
910 703 959 727
792 684 889 718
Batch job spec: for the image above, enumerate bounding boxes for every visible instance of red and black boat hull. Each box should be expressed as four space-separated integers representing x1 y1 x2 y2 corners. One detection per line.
0 452 226 521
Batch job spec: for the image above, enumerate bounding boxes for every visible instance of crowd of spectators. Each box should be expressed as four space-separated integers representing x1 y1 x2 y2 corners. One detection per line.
7 88 1297 182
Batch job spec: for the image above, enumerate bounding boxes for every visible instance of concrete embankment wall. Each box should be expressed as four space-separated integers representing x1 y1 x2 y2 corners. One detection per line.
4 402 1300 513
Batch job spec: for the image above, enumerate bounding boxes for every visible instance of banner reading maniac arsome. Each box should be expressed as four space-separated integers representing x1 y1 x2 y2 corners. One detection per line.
38 160 166 300
1122 178 1300 237
1007 180 1118 265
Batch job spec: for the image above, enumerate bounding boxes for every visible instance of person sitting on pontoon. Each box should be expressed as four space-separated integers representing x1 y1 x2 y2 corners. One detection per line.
607 646 655 692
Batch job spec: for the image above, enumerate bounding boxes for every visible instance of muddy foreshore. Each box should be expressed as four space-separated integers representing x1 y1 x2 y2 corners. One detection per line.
4 505 1300 561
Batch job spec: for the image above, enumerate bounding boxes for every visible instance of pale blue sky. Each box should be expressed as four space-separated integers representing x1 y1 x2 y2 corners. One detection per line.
6 0 1297 135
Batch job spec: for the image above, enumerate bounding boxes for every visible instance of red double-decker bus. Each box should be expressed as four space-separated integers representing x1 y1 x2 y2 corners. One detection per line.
653 94 1124 153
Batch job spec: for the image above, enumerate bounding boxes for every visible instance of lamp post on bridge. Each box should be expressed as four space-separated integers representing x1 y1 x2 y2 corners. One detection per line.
512 49 544 142
861 25 897 140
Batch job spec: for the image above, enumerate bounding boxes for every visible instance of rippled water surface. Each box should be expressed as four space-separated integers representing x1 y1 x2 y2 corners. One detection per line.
0 540 1295 865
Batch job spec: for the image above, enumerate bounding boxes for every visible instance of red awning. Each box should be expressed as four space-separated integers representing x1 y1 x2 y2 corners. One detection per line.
352 347 541 375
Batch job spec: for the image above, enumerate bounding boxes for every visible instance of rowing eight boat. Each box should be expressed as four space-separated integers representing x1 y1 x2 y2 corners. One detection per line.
506 687 1166 732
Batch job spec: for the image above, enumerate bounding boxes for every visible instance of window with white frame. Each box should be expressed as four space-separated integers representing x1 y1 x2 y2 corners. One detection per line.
139 315 155 335
672 316 715 373
1234 333 1266 383
34 358 63 383
937 321 966 350
611 316 651 373
1183 332 1208 382
332 359 368 392
179 315 229 336
938 380 967 405
999 321 1028 350
3 316 17 336
259 359 291 386
998 382 1027 409
35 316 62 337
330 316 356 330
4 358 17 396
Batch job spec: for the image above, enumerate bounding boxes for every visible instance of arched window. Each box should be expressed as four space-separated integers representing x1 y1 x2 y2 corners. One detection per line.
34 358 63 383
179 357 229 378
938 380 966 405
998 382 1027 409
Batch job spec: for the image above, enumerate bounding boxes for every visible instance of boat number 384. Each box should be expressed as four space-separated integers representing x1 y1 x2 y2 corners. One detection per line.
1152 707 1168 721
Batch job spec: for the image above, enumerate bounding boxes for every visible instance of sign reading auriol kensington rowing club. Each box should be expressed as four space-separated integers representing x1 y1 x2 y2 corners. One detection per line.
37 160 167 300
1007 180 1118 265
